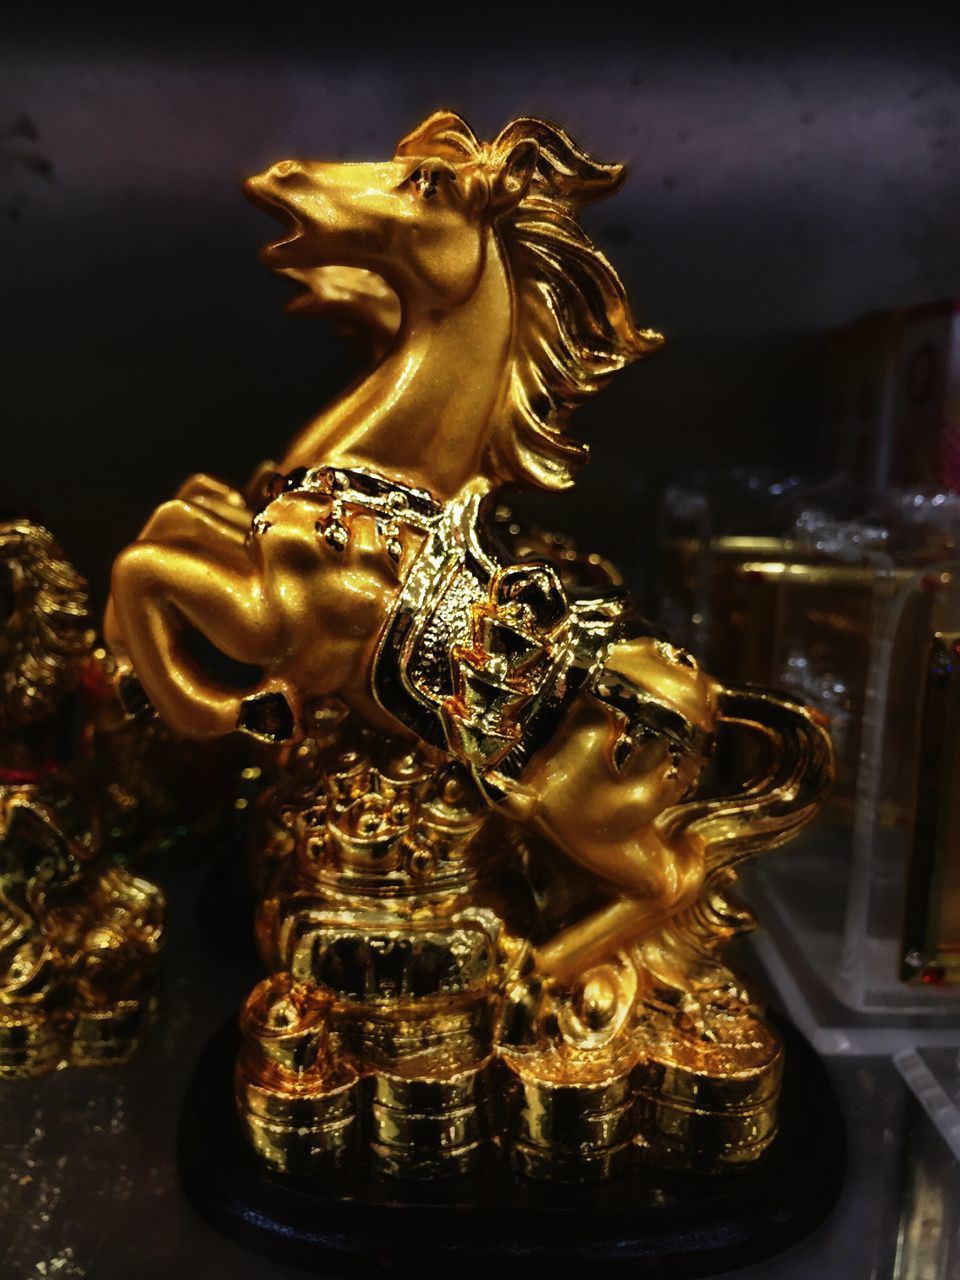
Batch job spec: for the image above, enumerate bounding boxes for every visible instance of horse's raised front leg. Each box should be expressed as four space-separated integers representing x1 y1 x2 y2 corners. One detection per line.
175 463 280 516
138 498 250 560
104 498 253 659
174 472 250 519
110 542 281 739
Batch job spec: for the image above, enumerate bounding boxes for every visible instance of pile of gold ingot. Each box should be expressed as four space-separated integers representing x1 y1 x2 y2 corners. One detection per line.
0 519 165 1078
238 725 786 1180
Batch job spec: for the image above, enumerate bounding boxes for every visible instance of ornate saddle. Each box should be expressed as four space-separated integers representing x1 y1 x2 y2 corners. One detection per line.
260 464 710 805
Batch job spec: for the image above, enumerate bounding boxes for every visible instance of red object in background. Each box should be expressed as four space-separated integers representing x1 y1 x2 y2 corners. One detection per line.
941 417 960 492
823 299 960 492
0 762 60 785
894 300 960 491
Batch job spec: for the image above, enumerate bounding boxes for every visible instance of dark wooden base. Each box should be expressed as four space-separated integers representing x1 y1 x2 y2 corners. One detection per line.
178 1015 845 1277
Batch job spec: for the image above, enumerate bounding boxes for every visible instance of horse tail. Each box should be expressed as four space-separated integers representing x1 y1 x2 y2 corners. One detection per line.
656 683 836 876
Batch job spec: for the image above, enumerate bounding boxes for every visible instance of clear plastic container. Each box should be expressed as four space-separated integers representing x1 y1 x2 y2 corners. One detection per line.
657 477 960 1031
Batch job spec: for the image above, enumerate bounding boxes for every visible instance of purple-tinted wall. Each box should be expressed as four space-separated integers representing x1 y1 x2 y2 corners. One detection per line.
2 10 959 597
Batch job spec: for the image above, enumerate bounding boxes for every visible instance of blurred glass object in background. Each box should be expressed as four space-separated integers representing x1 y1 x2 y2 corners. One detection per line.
656 468 960 1026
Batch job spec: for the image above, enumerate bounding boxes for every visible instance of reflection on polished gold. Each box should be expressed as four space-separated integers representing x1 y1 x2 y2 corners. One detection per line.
106 112 834 1178
0 521 165 1077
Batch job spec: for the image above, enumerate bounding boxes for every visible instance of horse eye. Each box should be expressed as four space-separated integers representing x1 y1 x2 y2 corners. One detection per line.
411 167 440 199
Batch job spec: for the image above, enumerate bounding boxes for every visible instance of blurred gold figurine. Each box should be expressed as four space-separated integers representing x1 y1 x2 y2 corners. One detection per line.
106 113 833 1179
0 521 164 1077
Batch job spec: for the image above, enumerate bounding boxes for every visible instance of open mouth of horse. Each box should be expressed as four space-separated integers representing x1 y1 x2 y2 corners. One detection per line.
243 181 306 261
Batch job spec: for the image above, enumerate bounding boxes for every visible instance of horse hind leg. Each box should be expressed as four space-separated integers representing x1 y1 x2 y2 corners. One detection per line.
495 833 708 1180
498 827 705 1060
533 832 705 989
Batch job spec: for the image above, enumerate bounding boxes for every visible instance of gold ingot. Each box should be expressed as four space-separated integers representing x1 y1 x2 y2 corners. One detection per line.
634 1104 779 1173
237 976 360 1174
370 1059 494 1178
239 975 331 1076
372 1061 494 1114
238 1073 359 1175
70 998 157 1067
334 986 497 1077
502 1063 635 1149
0 1006 62 1078
0 520 165 1079
632 1021 783 1114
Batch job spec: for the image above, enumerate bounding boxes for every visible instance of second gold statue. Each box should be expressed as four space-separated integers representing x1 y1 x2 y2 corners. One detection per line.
105 111 833 1180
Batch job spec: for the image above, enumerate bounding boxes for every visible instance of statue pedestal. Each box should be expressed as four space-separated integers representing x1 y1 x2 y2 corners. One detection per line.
178 1016 845 1277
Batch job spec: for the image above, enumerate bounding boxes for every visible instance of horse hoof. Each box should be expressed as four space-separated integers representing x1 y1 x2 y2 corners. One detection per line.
576 971 620 1030
557 960 638 1050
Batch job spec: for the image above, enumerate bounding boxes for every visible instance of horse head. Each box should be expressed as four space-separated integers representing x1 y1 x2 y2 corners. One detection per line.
247 112 664 490
243 117 533 310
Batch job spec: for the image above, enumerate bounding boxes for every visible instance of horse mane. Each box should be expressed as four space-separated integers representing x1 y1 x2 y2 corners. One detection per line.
284 265 401 364
396 112 664 489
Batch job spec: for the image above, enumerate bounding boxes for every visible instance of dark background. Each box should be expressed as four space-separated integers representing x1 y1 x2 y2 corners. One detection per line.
3 5 960 603
2 15 959 1278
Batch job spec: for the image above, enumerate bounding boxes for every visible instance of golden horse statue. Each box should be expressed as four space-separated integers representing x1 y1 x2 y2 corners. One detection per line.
106 112 833 1179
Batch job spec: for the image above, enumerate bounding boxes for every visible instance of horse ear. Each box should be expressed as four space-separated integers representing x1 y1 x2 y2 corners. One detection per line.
396 111 479 162
489 139 539 216
494 116 625 206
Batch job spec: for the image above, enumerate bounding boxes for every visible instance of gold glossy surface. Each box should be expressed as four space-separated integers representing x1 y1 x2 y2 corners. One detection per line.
0 521 165 1077
106 112 834 1178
